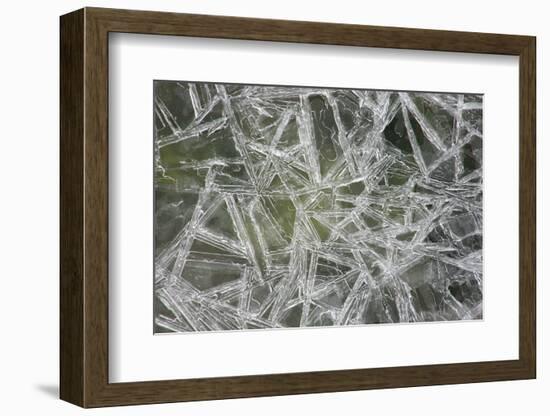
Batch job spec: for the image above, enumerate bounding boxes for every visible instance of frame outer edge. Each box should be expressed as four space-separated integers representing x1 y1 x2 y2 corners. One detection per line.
60 8 86 407
519 36 536 378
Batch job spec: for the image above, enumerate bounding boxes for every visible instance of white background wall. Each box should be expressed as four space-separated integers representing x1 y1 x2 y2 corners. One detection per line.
0 0 546 414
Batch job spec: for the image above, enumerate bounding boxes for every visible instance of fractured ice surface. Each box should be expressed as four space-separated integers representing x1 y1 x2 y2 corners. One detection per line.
153 81 483 333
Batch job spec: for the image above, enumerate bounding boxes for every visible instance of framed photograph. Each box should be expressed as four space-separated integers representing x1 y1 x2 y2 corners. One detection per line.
60 7 536 408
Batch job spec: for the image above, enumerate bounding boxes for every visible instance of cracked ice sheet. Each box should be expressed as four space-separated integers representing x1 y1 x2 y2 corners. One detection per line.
153 80 483 333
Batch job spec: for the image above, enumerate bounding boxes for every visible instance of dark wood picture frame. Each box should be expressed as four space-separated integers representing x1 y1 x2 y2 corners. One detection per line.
60 7 536 408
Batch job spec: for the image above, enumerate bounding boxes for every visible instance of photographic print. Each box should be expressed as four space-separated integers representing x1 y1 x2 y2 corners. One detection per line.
153 81 483 333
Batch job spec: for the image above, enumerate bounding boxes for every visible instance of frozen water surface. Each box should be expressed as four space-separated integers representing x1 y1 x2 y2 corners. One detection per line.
153 81 483 333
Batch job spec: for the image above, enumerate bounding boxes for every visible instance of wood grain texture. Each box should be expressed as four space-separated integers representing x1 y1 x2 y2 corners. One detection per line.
83 10 110 406
59 7 537 408
89 7 532 54
518 38 536 376
59 8 84 406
